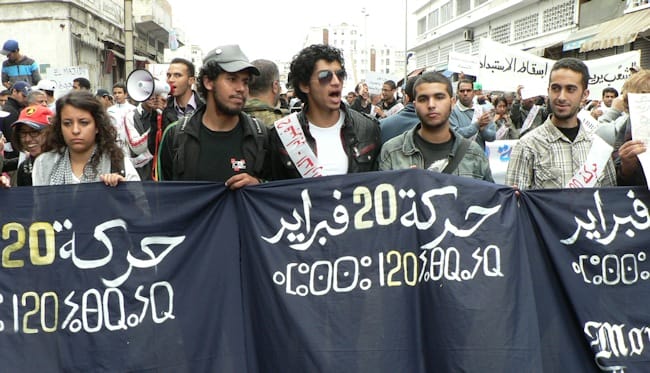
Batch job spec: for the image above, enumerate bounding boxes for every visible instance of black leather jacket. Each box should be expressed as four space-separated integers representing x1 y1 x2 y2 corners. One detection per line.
268 103 381 180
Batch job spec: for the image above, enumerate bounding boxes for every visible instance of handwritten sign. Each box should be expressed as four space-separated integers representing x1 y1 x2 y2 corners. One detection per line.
274 114 323 177
448 51 480 77
477 39 640 100
365 71 400 95
583 51 640 100
485 140 518 185
628 93 650 186
45 65 89 98
478 38 552 94
565 135 613 188
577 109 601 135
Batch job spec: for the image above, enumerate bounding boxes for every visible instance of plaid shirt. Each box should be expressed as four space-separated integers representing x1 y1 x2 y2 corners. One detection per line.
505 117 617 190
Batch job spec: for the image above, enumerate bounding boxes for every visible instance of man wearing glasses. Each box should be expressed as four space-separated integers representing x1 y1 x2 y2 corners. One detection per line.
268 44 381 179
0 40 41 89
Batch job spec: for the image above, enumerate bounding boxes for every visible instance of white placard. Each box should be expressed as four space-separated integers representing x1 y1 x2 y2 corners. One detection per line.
365 72 400 95
485 140 518 185
628 93 650 186
566 135 613 189
478 38 552 94
577 109 602 135
477 39 640 100
45 65 89 97
448 52 480 77
584 51 640 100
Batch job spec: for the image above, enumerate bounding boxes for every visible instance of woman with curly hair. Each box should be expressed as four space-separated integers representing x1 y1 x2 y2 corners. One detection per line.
32 90 140 186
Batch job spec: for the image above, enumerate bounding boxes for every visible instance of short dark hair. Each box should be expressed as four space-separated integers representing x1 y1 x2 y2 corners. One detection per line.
170 57 196 78
456 78 474 91
602 87 619 97
112 82 126 92
355 82 366 95
550 57 589 90
383 80 396 90
197 60 226 99
249 59 279 96
494 96 508 108
73 77 91 90
414 72 453 98
288 44 345 103
404 76 418 101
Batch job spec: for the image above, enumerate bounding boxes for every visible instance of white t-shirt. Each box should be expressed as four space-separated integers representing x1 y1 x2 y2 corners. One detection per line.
308 111 348 176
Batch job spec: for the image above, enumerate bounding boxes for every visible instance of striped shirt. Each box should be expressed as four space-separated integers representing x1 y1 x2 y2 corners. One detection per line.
505 117 616 190
2 55 41 86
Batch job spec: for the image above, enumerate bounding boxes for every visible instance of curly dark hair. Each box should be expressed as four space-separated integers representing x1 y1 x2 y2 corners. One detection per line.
287 44 345 103
44 91 124 172
196 60 225 100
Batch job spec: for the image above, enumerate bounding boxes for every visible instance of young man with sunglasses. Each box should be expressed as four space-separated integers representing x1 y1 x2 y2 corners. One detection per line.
268 44 381 179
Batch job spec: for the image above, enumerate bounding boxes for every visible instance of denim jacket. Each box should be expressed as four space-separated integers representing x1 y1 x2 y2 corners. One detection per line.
379 124 494 182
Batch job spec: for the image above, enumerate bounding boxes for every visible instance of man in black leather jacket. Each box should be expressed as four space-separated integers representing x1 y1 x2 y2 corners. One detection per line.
268 44 381 180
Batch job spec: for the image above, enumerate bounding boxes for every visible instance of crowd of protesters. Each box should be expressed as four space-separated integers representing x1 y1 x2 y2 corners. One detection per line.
0 37 646 191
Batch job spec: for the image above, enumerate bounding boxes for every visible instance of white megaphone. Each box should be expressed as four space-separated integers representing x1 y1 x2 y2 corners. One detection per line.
126 69 170 102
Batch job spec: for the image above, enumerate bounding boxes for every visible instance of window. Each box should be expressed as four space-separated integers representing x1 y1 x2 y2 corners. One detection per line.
428 9 439 29
626 0 650 13
418 16 427 35
457 0 471 15
475 0 489 5
514 13 539 41
492 22 511 44
441 2 453 23
543 0 574 33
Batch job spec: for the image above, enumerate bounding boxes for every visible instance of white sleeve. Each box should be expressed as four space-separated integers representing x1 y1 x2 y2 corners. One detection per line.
32 152 56 186
123 109 150 155
123 157 141 181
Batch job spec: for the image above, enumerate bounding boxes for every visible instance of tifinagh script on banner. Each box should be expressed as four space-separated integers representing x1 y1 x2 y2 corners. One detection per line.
261 182 505 297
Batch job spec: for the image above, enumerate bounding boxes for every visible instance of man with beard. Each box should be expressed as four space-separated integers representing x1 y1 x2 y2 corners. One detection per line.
505 58 616 190
379 72 493 181
268 44 381 179
157 45 269 189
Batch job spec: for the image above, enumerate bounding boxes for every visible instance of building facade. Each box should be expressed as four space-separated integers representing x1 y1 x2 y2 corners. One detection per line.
409 0 649 76
0 0 180 93
306 22 408 93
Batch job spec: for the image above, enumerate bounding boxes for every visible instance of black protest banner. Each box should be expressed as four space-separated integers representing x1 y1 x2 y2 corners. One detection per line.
3 171 648 372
